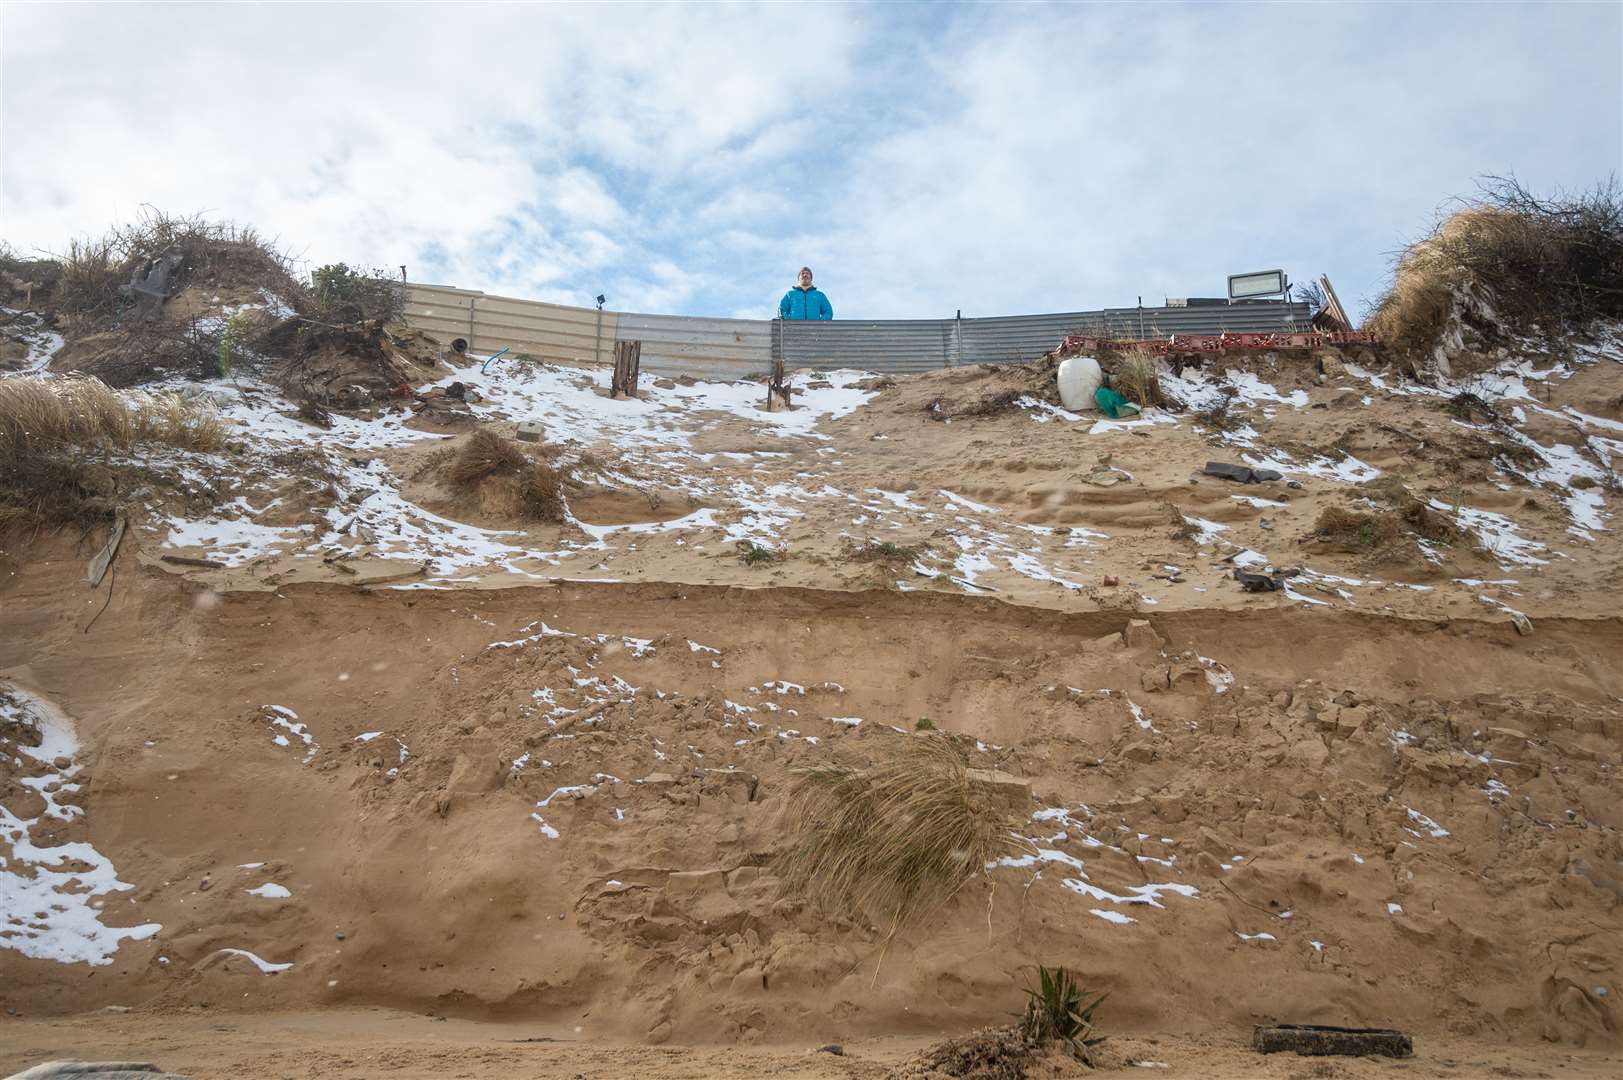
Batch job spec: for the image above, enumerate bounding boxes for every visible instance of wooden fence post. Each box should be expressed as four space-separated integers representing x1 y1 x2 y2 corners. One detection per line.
612 340 642 399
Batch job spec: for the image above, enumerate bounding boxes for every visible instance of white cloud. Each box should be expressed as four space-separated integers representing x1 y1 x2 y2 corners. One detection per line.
2 1 1617 324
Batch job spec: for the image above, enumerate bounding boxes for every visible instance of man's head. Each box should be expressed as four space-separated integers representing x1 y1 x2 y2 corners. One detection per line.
797 267 813 288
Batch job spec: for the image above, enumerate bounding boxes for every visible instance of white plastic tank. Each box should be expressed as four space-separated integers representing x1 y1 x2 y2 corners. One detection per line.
1056 355 1103 412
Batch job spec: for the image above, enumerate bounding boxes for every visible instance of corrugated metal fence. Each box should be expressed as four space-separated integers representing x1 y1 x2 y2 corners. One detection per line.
401 283 1310 379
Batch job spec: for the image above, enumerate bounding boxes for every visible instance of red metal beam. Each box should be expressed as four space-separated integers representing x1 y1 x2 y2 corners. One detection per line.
1055 330 1379 356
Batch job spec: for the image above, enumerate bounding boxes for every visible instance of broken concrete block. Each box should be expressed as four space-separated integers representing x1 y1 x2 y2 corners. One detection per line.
515 421 545 443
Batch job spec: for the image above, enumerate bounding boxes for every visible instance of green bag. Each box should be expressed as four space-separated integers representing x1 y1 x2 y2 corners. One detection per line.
1094 386 1141 419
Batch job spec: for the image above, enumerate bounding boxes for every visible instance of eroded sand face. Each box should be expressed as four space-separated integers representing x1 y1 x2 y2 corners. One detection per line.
2 327 1621 1070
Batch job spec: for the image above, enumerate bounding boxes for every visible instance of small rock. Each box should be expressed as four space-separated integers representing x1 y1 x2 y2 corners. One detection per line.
197 878 212 892
816 1044 845 1056
514 421 545 443
1102 574 1119 587
335 931 346 941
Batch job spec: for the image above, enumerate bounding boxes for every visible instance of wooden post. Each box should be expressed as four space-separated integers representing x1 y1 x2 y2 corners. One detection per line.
764 355 789 410
612 339 642 399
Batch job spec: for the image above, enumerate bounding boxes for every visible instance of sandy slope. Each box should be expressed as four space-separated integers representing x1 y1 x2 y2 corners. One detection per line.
3 324 1622 1076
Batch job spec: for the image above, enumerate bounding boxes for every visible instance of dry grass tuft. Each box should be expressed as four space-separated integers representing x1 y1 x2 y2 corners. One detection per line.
776 733 1029 929
1370 176 1623 359
1114 347 1163 408
845 538 925 565
450 429 528 484
1315 498 1458 550
891 1025 1036 1080
1313 507 1399 548
446 429 569 523
0 375 225 534
0 376 225 456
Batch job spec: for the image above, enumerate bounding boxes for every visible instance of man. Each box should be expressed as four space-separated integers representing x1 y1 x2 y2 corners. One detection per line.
779 266 833 320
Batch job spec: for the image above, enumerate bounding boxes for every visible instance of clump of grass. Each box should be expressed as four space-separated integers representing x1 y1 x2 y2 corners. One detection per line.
1194 387 1240 432
0 375 225 534
846 538 924 565
1114 347 1163 408
1570 475 1598 491
445 429 569 523
1020 965 1108 1066
775 733 1029 929
450 429 526 484
735 539 783 565
1370 175 1623 360
0 376 225 455
1315 499 1458 550
915 716 935 731
1314 506 1399 548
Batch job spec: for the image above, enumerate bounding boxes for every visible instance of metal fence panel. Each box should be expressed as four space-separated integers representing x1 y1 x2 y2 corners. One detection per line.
615 311 771 381
402 283 1311 379
404 284 616 363
776 319 952 374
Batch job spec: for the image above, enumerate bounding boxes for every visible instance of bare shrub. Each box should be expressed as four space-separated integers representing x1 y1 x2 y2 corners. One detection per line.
309 263 406 325
451 429 528 484
1314 498 1458 550
1370 175 1623 358
445 429 569 523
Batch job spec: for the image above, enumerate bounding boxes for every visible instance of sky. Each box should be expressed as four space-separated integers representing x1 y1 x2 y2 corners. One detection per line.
2 1 1619 323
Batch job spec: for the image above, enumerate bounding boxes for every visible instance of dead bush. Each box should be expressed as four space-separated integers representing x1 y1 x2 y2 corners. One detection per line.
308 263 406 325
35 209 305 329
1314 498 1458 551
886 1025 1035 1080
444 429 570 524
1314 506 1400 548
776 733 1029 930
451 429 527 484
1370 175 1623 359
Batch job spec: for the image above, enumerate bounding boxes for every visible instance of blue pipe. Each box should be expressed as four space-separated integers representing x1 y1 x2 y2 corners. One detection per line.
479 346 510 375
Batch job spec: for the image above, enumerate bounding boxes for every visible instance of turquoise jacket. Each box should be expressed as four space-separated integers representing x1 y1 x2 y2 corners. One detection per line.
779 284 832 320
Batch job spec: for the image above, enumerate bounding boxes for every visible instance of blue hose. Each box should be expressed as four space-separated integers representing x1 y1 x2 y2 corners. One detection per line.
480 347 510 375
